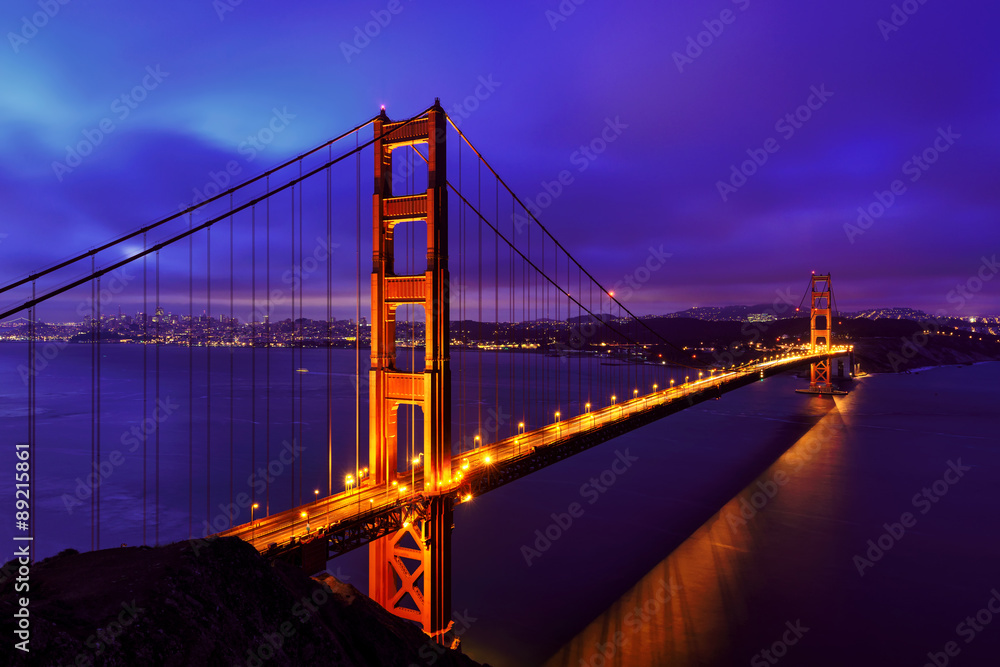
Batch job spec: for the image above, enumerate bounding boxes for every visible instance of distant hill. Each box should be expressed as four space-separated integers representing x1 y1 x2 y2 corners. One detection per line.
662 304 800 322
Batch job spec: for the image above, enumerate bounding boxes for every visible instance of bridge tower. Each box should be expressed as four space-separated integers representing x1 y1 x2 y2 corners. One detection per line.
368 102 453 639
809 273 833 392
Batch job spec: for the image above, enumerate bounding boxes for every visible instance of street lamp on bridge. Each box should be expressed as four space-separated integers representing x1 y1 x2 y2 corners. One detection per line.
412 452 423 496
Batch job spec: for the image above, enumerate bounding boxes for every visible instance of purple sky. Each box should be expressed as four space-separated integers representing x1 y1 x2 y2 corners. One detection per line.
2 0 999 320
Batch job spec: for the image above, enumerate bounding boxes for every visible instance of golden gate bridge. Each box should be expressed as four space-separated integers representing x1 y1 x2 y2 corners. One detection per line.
1 100 850 643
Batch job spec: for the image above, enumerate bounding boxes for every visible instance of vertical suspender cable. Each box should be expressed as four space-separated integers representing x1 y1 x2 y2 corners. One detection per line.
298 160 304 505
96 271 101 549
251 205 257 516
494 179 499 442
477 159 482 441
207 223 212 529
155 250 160 544
355 130 361 488
327 143 333 497
143 233 148 544
290 172 296 508
188 213 193 539
458 138 464 452
90 262 95 551
229 195 235 528
266 177 271 516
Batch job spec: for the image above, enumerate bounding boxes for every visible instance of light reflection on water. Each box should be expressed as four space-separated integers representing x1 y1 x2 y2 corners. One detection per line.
545 392 853 666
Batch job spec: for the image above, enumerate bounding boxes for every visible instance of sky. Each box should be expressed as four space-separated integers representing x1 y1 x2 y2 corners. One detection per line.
1 0 999 320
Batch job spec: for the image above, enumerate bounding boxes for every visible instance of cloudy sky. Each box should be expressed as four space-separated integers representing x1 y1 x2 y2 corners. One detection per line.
1 0 998 320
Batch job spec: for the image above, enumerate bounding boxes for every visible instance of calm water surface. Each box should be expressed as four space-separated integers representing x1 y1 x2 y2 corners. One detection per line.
1 345 997 665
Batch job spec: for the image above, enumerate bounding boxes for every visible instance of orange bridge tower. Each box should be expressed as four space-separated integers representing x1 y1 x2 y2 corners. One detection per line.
368 101 453 639
809 273 833 392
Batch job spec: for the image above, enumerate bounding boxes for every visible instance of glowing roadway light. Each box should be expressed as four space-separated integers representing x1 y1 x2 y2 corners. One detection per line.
518 422 525 434
461 457 469 470
463 494 472 502
251 503 259 542
670 379 675 387
484 454 492 465
652 384 657 392
411 452 423 493
585 402 591 413
611 394 616 404
633 389 638 398
474 435 481 447
685 375 689 383
554 411 560 423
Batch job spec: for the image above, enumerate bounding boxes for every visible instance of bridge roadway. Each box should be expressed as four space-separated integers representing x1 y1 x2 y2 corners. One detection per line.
213 348 850 561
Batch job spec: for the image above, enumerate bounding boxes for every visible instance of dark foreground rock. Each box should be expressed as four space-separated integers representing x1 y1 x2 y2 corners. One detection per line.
0 537 486 667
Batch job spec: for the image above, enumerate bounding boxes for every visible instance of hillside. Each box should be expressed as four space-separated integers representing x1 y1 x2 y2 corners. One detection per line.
0 538 485 667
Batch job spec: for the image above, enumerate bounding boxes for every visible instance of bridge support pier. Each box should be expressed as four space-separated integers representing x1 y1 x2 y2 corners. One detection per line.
368 101 453 640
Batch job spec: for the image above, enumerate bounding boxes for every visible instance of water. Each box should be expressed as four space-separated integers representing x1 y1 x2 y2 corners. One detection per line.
0 342 678 552
2 344 997 665
509 364 1000 666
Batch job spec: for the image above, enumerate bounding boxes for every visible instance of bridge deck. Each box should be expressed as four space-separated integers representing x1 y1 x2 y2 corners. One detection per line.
212 349 850 559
